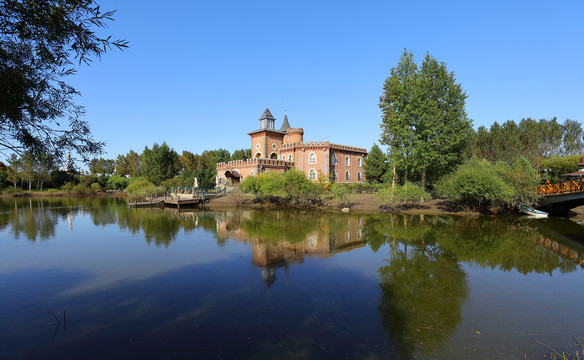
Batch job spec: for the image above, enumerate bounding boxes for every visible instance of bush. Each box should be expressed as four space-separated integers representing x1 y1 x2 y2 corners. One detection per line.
377 182 431 207
107 175 130 190
435 157 514 211
239 169 323 204
330 184 350 206
90 182 102 192
126 180 163 201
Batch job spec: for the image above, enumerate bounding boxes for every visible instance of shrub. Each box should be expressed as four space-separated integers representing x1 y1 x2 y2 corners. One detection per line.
435 157 514 210
239 169 323 204
107 175 130 190
330 184 350 206
377 182 431 207
126 180 163 201
90 182 102 192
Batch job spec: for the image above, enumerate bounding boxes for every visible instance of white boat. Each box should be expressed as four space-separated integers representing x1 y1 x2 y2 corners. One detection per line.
519 206 548 218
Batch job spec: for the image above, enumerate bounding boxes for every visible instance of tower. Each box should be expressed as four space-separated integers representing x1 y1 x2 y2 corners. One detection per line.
259 108 276 130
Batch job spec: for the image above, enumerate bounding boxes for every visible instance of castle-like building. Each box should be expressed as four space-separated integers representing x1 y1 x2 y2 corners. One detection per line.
216 108 367 184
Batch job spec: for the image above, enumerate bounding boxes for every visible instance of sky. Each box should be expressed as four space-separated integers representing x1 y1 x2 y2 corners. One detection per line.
63 0 584 162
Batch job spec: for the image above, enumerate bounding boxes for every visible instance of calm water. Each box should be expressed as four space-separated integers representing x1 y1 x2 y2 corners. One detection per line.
1 198 584 359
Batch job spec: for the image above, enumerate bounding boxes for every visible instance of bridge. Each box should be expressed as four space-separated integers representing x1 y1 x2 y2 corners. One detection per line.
537 179 584 213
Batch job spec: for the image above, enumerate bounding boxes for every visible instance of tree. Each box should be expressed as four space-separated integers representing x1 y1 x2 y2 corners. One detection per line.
363 143 388 184
379 50 471 188
89 157 115 176
141 142 179 185
6 153 20 188
0 0 127 160
115 150 141 177
34 151 54 190
231 149 251 161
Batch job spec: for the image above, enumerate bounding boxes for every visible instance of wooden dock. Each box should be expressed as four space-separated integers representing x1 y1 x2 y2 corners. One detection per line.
128 188 226 209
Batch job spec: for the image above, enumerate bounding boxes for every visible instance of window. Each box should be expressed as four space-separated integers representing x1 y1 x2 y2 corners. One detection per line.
250 170 254 176
309 168 317 180
255 152 262 158
357 157 362 167
270 152 278 159
345 171 350 181
357 172 362 181
332 154 337 165
272 143 278 150
345 156 350 166
308 152 317 164
281 155 286 160
256 143 260 150
288 154 292 161
331 170 337 181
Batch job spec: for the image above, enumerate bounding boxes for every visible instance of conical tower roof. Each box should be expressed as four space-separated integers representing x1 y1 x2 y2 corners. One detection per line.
259 108 275 120
280 110 291 131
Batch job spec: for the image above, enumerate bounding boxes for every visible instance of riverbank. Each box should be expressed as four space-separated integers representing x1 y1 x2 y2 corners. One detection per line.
204 191 477 216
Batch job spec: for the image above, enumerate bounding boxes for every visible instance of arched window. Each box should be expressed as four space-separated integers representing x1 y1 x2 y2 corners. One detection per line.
308 152 317 164
270 152 278 159
357 172 362 181
345 171 350 181
331 170 337 181
345 156 350 166
309 168 317 180
332 154 337 165
357 157 362 167
255 152 262 158
281 155 286 160
250 170 254 176
288 154 292 161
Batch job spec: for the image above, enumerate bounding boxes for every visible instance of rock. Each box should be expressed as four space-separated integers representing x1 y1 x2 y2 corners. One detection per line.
341 207 350 213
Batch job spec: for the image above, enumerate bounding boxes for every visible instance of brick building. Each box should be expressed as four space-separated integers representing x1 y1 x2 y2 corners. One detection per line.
217 108 367 185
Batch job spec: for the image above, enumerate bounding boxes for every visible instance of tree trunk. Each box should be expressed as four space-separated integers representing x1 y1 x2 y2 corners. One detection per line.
421 167 427 203
392 164 396 189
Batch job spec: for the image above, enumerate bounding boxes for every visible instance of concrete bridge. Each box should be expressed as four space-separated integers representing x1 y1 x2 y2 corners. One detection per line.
537 179 584 214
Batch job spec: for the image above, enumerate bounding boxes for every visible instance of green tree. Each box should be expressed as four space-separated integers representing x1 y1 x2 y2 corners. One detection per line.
0 0 127 160
141 142 179 185
115 150 141 178
34 152 54 190
561 119 584 155
379 50 471 188
89 157 115 176
363 143 388 184
6 153 21 188
231 149 252 161
379 50 418 186
179 150 199 171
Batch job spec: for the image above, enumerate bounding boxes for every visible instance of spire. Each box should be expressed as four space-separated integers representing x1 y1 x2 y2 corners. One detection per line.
259 108 275 120
259 108 276 130
280 110 291 131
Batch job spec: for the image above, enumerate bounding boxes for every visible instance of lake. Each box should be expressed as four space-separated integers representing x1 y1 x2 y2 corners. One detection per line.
1 197 584 359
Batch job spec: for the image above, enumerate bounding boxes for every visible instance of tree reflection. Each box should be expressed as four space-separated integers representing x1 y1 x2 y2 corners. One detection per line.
374 214 583 358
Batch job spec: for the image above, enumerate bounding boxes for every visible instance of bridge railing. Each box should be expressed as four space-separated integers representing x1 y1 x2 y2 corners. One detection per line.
537 179 584 196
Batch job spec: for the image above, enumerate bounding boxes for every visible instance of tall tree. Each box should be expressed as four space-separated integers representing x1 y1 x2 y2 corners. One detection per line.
380 50 471 188
0 0 127 160
363 144 388 184
6 153 21 188
379 50 418 186
141 142 179 185
115 150 141 177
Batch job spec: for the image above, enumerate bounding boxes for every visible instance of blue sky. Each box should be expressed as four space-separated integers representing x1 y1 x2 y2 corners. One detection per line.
67 0 583 161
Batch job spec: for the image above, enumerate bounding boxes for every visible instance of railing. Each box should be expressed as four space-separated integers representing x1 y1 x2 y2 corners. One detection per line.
168 187 226 197
537 179 584 196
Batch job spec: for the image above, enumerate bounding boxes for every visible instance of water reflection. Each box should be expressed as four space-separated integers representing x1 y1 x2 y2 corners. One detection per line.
2 198 584 358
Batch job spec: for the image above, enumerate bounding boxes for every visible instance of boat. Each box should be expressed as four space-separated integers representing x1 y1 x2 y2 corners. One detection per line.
519 205 548 218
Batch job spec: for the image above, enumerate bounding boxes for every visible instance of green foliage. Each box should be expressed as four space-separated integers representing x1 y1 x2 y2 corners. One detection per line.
539 155 581 182
0 170 7 188
0 0 127 160
90 182 102 191
115 150 141 177
141 142 180 185
330 184 350 206
106 175 130 190
377 182 431 207
230 149 252 161
363 143 388 184
435 157 539 211
49 170 77 189
89 157 115 176
469 118 583 170
125 180 163 201
380 50 471 188
239 169 323 204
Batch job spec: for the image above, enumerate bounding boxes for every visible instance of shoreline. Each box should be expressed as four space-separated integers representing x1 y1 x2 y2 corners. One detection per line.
4 190 583 218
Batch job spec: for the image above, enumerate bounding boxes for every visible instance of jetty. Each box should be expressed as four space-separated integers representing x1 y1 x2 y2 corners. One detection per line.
128 187 226 209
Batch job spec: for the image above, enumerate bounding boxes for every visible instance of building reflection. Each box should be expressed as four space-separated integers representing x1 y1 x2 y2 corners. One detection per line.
215 210 367 286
